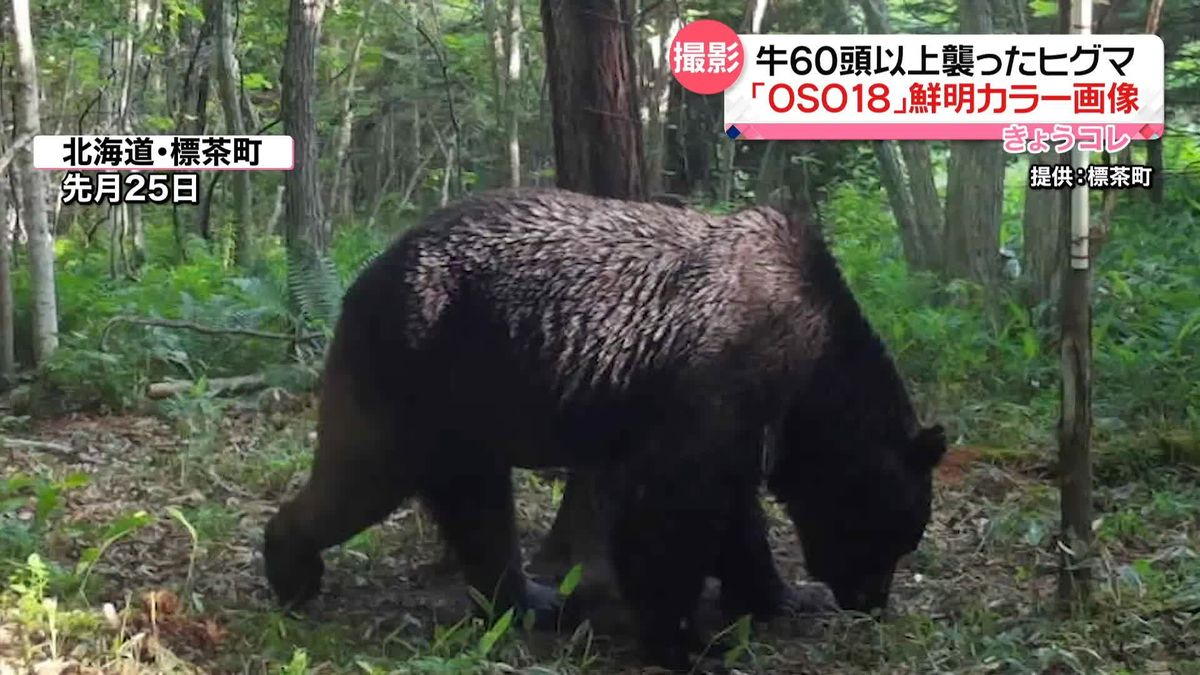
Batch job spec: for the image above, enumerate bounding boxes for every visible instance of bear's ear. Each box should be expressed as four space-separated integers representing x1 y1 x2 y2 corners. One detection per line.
908 424 947 470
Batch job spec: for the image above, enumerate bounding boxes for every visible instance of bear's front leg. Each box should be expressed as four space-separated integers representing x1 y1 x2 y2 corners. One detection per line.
714 488 835 620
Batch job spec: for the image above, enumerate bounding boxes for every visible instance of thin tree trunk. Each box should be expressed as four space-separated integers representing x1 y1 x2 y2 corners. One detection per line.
48 53 74 236
281 0 328 258
266 184 286 236
943 0 1005 286
111 3 140 281
0 67 13 383
1056 0 1094 612
1144 0 1165 203
328 1 371 220
1057 244 1093 609
874 140 922 263
414 2 461 202
644 13 679 196
0 156 13 387
483 0 505 121
9 0 58 364
212 0 255 266
754 140 782 203
123 0 150 270
504 0 523 187
178 7 215 240
859 0 944 272
1022 151 1068 313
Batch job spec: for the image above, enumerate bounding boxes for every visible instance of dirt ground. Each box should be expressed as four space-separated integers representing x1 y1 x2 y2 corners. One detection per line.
2 399 1198 674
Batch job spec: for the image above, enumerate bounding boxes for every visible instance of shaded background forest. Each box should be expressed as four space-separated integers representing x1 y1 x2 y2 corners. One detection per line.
0 0 1199 673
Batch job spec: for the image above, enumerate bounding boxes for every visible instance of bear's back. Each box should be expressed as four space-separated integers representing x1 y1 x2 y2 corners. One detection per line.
344 188 816 402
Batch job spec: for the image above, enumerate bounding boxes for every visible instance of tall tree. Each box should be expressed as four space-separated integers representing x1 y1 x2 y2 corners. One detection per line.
533 0 645 591
327 0 372 221
1021 151 1069 312
504 0 523 188
1021 0 1072 314
942 0 1006 286
211 0 256 266
0 137 14 388
1144 0 1165 203
642 10 682 196
281 0 329 260
175 7 217 244
539 0 644 198
9 0 58 365
859 0 945 273
1056 0 1094 611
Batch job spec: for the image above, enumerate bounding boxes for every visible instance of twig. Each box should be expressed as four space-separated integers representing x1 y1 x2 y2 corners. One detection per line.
410 19 462 150
147 374 267 399
99 315 323 351
0 436 75 456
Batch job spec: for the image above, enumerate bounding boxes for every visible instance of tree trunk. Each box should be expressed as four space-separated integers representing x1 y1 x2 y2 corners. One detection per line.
534 0 646 592
327 1 370 221
859 0 944 272
874 140 922 263
540 0 645 199
504 0 523 188
281 0 328 258
1056 0 1094 612
9 0 58 365
0 163 13 387
0 14 14 387
1057 245 1093 609
944 144 1005 285
1022 151 1069 314
483 0 505 121
211 0 255 266
643 12 680 196
1144 0 1165 205
943 0 1005 286
124 0 151 270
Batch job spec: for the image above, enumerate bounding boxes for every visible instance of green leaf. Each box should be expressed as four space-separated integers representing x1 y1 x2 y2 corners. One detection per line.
1021 329 1039 360
558 563 584 598
242 72 273 91
478 608 513 657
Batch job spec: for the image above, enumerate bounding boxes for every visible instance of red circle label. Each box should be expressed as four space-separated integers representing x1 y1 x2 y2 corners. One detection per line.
669 20 744 95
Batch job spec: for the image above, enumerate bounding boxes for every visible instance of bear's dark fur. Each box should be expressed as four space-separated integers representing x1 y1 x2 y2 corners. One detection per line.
264 188 946 671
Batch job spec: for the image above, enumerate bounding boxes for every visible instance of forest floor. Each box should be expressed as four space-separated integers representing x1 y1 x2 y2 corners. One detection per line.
1 393 1199 675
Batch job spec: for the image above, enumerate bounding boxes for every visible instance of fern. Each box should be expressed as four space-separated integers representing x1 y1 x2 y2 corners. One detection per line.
285 245 344 334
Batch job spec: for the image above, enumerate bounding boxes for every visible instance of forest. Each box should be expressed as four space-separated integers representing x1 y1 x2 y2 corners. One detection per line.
0 0 1199 672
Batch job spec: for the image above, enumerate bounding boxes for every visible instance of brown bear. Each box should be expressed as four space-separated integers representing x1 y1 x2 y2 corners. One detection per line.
263 188 945 671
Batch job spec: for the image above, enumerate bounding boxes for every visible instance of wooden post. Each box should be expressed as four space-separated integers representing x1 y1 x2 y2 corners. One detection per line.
1057 0 1094 610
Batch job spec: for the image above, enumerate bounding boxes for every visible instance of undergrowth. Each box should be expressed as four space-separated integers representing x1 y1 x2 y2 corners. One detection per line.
1 141 1198 673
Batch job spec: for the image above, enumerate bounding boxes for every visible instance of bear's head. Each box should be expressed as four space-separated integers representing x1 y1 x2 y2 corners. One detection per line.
769 422 947 615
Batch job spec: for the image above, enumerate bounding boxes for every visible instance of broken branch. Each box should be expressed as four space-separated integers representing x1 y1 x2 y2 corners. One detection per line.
99 315 323 351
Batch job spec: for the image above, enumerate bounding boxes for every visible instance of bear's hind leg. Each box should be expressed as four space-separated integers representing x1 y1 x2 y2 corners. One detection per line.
264 369 418 610
264 449 414 609
610 464 734 671
420 462 561 626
